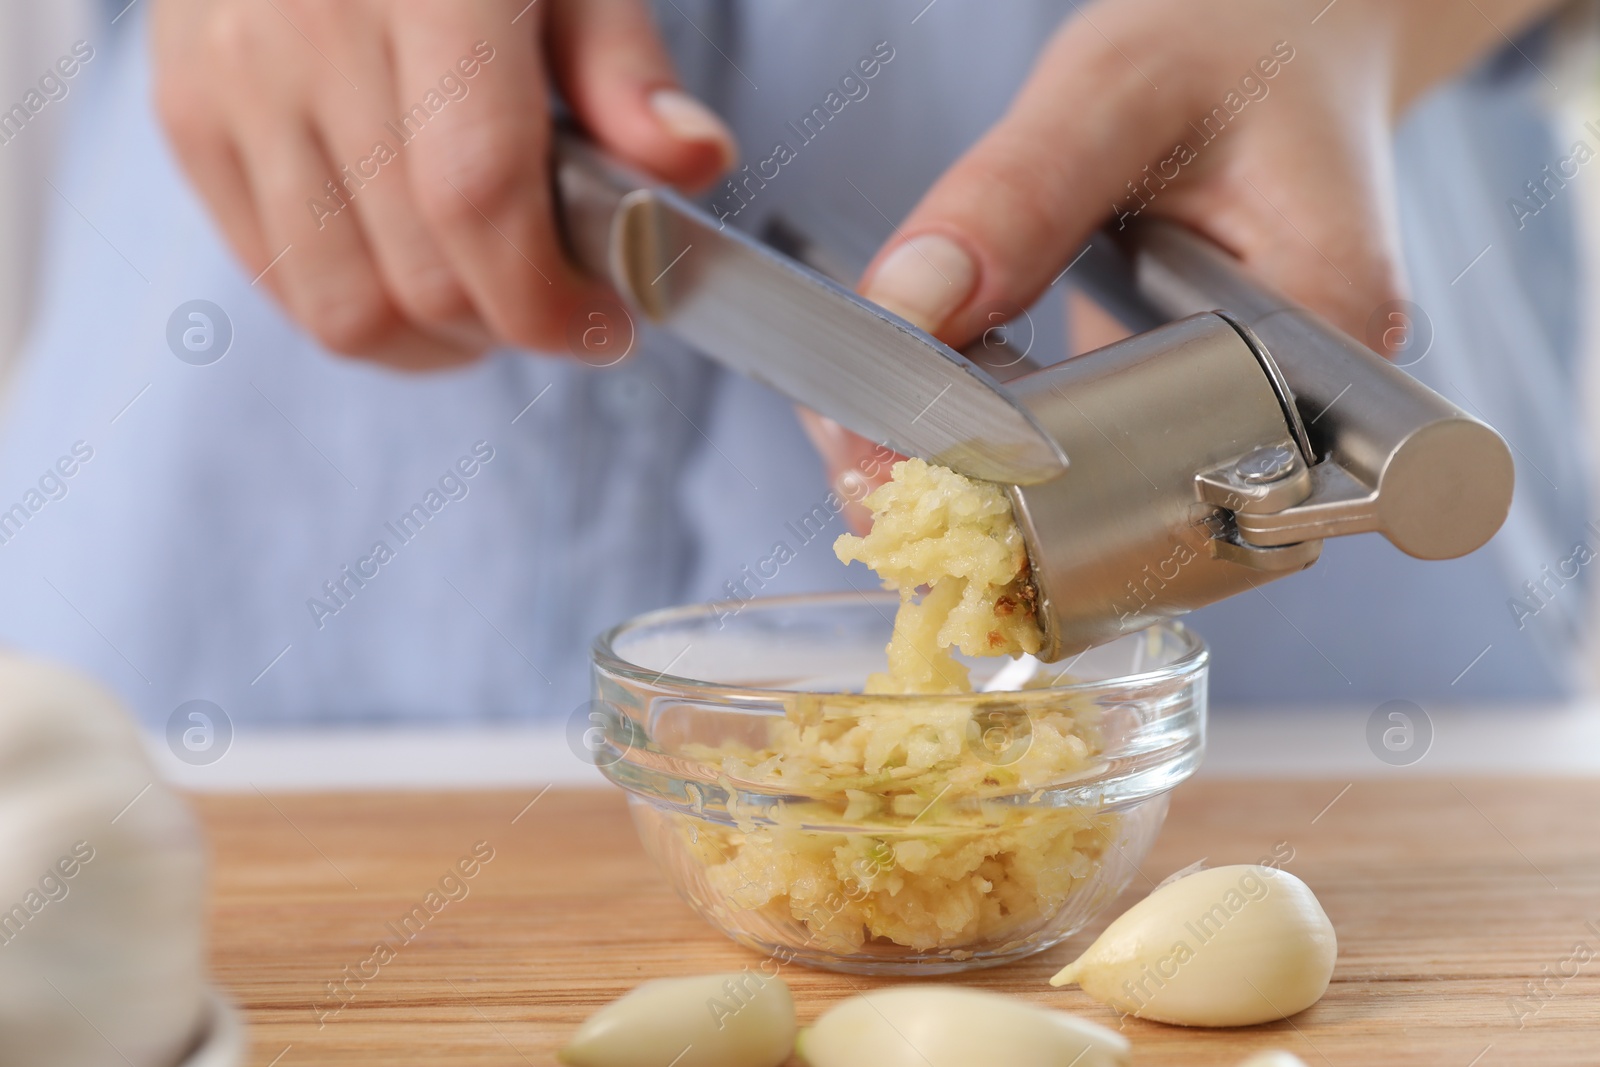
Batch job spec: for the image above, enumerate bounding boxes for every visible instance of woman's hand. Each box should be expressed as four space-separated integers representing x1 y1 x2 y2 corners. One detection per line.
151 0 736 369
805 0 1563 513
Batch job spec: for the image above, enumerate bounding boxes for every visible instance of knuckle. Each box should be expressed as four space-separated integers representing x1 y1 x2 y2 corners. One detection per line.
418 119 539 223
154 78 208 149
257 163 309 212
498 308 566 352
1315 234 1406 332
951 156 1063 262
273 0 328 35
300 290 396 354
392 267 471 325
998 169 1063 236
204 5 257 66
491 296 570 353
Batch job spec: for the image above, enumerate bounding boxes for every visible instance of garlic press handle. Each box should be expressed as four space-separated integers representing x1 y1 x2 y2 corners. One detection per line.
1075 220 1514 560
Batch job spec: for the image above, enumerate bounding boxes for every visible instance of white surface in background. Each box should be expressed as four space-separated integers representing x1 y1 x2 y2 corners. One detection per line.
145 702 1600 792
146 725 608 793
1200 702 1600 777
0 0 91 393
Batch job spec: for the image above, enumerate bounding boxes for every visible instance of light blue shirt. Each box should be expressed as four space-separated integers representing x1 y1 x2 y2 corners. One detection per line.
0 1 1585 730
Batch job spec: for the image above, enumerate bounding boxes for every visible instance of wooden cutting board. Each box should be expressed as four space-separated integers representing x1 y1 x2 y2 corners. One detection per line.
195 779 1600 1065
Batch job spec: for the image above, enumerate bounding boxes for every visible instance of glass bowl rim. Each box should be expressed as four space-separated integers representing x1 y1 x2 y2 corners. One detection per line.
592 590 1210 701
590 591 1209 818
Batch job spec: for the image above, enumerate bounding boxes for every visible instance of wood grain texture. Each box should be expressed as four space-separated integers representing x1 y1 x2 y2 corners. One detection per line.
194 780 1600 1066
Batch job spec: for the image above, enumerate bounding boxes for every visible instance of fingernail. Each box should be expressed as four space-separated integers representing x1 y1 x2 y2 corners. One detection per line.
649 88 738 168
861 233 978 332
835 469 872 505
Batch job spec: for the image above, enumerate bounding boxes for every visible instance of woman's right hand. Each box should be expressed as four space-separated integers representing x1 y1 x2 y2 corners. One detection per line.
151 0 737 369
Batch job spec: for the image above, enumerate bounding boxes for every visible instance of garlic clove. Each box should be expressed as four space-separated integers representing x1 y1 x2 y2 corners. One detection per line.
1049 864 1336 1027
0 654 212 1067
796 985 1129 1067
1237 1053 1310 1067
560 972 795 1067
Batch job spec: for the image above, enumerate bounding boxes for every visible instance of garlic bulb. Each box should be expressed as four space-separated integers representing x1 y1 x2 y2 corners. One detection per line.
797 985 1129 1067
560 972 795 1067
1238 1054 1309 1067
1050 864 1336 1027
0 653 215 1067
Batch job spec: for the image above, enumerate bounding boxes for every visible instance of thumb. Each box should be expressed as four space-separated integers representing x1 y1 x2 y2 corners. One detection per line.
858 18 1190 341
547 0 738 190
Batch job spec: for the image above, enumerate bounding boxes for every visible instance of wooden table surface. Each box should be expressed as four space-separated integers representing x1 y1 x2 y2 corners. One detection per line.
196 780 1600 1065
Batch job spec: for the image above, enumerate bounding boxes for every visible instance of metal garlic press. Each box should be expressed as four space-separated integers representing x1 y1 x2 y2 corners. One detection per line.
553 131 1514 661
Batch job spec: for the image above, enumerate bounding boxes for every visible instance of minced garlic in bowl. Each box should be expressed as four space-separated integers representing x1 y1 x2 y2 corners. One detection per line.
590 461 1207 973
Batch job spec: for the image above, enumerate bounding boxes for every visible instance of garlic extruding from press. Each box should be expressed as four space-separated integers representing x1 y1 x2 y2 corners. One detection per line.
797 985 1129 1067
1049 864 1336 1027
560 972 796 1067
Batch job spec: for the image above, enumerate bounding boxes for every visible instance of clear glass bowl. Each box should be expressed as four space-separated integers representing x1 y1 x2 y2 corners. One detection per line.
589 592 1207 975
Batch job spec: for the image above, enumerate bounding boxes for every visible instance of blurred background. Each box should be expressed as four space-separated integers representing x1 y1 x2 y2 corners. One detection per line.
0 0 1596 791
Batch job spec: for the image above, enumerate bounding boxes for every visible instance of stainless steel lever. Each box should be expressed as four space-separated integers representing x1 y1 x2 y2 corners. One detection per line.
1006 221 1514 657
551 125 1516 662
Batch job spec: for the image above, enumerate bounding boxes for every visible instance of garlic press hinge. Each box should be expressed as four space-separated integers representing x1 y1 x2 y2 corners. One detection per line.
1232 463 1382 547
1196 444 1383 552
1193 441 1313 516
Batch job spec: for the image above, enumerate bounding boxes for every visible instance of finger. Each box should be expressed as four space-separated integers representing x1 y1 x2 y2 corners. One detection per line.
306 18 477 332
796 409 905 536
392 1 593 351
1065 288 1134 356
1157 103 1409 349
548 0 737 190
154 83 270 280
228 104 408 354
342 325 486 372
857 18 1194 343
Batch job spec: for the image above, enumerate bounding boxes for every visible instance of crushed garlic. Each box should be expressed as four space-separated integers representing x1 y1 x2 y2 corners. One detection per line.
834 458 1044 693
678 459 1111 956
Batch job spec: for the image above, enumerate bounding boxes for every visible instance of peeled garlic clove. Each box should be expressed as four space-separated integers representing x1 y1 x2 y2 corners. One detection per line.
1050 864 1336 1027
1238 1053 1310 1067
560 972 795 1067
796 985 1129 1067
